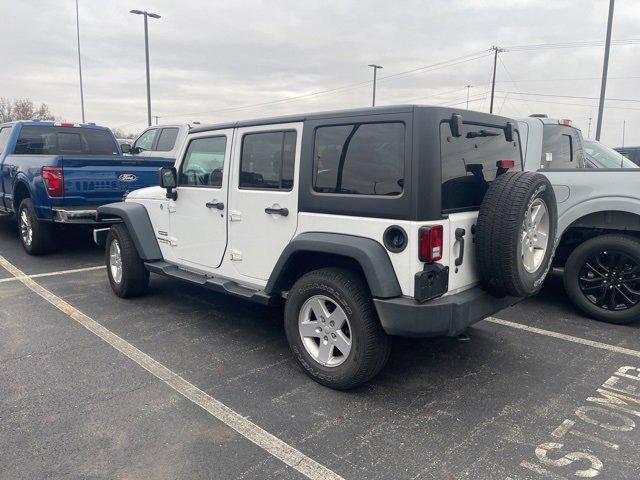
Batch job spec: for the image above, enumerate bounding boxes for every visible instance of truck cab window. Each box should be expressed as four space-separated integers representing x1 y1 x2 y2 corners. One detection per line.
0 127 11 154
156 128 179 152
134 129 157 151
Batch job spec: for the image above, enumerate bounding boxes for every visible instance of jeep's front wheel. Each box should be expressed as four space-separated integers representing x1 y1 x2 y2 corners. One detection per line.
105 224 149 298
284 268 391 389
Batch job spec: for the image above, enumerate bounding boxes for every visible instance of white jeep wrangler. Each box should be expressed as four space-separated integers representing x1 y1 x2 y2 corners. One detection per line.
95 106 557 389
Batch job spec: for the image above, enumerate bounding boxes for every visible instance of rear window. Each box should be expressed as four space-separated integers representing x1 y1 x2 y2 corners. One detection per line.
441 122 522 212
313 122 404 196
14 126 118 156
541 125 575 169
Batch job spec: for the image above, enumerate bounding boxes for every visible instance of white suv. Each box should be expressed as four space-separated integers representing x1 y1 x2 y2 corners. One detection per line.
95 106 558 389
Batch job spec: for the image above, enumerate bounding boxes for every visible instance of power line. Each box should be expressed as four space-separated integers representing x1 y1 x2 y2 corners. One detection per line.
504 38 640 51
119 50 492 127
495 90 640 103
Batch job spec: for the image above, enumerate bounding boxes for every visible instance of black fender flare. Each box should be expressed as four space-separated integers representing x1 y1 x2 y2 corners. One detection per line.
97 202 163 260
265 232 402 298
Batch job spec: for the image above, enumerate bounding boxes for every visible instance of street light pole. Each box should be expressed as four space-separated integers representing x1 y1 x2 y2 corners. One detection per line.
368 64 383 107
595 0 615 141
466 84 472 109
75 0 85 122
130 10 161 127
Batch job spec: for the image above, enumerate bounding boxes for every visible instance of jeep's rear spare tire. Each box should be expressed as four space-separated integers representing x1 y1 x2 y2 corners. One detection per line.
476 171 557 297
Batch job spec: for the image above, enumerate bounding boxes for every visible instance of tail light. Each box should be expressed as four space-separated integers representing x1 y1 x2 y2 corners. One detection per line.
419 225 443 263
42 167 64 197
497 159 515 169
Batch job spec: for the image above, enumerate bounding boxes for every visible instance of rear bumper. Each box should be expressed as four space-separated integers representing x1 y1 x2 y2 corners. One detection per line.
52 206 120 224
373 287 521 337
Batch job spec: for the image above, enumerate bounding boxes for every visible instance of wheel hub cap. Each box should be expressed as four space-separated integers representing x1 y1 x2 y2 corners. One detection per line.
298 295 352 367
109 239 123 284
521 198 550 273
578 249 640 311
20 210 32 247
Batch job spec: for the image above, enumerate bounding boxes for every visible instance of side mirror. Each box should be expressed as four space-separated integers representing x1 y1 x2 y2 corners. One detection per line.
120 143 132 154
159 166 178 200
130 146 143 154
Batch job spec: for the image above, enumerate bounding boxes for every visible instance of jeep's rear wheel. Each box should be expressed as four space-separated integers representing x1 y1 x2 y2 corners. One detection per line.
284 268 391 390
105 224 149 298
476 172 558 297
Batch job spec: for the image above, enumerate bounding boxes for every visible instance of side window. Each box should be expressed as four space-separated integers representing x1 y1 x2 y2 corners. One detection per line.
313 122 405 196
541 126 578 169
134 129 158 151
156 128 179 152
239 130 297 190
0 127 11 154
179 136 227 187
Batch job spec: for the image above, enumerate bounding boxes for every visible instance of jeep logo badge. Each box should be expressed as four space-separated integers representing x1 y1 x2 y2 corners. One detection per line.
119 173 137 182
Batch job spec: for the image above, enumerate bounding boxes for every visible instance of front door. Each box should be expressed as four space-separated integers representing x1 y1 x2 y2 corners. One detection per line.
169 129 233 271
228 123 302 281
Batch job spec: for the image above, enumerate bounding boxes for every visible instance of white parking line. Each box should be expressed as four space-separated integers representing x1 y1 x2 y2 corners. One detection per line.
486 317 640 359
0 265 105 284
0 255 344 480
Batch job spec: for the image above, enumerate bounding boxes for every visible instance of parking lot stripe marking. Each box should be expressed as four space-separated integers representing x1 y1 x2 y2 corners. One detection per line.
487 317 640 359
0 265 105 284
0 255 344 480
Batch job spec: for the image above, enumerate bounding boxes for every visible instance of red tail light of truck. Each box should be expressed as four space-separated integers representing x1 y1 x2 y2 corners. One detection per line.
42 167 64 197
419 225 443 263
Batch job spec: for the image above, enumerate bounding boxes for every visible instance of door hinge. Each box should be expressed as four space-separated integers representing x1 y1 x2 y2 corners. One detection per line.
168 204 176 213
169 237 178 247
229 249 242 261
229 210 242 222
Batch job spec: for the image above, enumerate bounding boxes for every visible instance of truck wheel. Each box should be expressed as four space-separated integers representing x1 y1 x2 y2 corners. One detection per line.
284 268 391 390
564 235 640 325
105 224 149 298
18 198 55 255
476 172 557 297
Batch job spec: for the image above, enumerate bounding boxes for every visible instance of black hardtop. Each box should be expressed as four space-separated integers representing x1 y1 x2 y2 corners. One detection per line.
188 105 514 134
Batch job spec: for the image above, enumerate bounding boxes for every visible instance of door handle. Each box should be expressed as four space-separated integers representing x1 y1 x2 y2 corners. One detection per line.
454 228 466 267
264 207 289 216
206 201 224 210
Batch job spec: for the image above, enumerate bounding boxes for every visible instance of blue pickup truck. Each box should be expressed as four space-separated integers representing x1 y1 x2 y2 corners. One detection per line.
0 121 174 254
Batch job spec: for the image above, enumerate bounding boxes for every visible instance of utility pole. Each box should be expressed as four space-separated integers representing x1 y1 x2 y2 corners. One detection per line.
153 115 159 125
75 0 85 123
489 46 505 114
587 114 593 139
596 0 615 141
622 120 626 147
130 10 161 127
368 64 383 107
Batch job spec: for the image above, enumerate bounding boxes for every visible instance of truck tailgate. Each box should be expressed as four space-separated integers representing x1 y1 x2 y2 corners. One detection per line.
61 156 172 205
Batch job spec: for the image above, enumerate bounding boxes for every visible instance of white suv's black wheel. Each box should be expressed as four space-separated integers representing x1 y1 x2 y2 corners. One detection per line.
105 224 149 298
18 198 55 255
476 172 558 297
564 235 640 325
284 268 391 390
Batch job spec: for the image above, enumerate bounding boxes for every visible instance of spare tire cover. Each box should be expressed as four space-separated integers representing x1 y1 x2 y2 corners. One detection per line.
475 171 557 297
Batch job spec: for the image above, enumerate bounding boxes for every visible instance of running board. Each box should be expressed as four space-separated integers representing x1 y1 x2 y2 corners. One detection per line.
144 261 276 306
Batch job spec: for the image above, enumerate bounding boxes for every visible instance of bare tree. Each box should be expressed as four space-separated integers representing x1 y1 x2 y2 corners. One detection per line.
0 97 55 122
110 127 137 139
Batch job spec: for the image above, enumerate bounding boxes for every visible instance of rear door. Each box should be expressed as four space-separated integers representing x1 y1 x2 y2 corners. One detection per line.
440 121 524 292
227 123 302 281
168 129 233 271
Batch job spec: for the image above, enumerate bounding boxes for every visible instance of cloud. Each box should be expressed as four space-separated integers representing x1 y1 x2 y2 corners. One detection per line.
1 0 638 146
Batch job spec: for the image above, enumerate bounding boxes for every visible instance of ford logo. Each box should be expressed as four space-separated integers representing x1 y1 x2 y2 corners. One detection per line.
119 173 137 182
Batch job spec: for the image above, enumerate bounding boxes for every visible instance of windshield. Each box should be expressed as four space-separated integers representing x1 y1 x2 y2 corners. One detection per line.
584 140 637 169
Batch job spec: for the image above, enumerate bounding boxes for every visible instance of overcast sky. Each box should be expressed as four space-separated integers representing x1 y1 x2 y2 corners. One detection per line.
1 0 639 145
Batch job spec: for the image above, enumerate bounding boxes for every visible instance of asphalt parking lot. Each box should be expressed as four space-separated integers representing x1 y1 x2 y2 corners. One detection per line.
1 216 640 480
